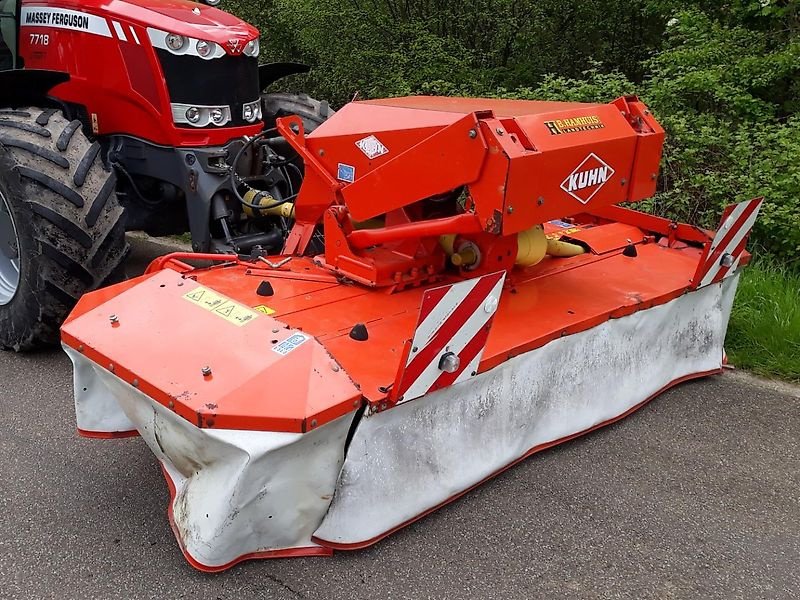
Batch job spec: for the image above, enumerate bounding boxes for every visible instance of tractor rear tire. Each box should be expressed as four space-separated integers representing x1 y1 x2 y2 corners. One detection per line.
261 92 334 134
0 107 128 351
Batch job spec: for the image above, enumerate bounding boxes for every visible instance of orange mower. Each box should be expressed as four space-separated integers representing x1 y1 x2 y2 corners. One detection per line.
62 95 762 571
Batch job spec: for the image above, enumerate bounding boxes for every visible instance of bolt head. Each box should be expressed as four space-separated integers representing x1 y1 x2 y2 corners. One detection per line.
468 129 477 139
720 253 735 268
438 352 461 374
109 314 119 324
201 366 212 376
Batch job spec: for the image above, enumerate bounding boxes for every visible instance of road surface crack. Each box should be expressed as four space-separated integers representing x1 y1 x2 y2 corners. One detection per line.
265 573 305 598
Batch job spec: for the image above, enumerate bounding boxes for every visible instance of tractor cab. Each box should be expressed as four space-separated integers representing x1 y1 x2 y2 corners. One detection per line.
0 0 18 70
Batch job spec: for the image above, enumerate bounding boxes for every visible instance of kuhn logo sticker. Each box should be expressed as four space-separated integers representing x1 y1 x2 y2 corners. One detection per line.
560 153 615 204
355 135 388 160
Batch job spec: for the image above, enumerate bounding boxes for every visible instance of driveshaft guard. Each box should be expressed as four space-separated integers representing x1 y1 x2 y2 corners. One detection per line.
61 269 362 435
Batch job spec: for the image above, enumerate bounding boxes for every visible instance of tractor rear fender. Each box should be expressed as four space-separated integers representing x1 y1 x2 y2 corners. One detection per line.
0 69 69 108
258 62 311 90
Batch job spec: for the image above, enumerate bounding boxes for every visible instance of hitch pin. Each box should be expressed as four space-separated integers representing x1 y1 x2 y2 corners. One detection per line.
258 256 292 269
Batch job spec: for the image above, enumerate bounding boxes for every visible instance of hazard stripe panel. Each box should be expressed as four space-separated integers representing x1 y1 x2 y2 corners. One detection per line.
394 271 506 404
692 198 763 289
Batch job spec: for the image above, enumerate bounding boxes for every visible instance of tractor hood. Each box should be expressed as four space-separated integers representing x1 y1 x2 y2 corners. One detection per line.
28 0 259 46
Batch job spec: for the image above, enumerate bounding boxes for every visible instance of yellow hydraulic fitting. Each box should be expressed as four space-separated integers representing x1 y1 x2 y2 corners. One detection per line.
243 190 295 218
516 224 548 267
451 245 479 268
546 238 586 258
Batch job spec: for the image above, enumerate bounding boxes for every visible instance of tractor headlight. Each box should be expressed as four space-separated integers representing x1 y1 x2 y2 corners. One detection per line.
242 100 261 123
172 104 232 127
149 28 226 59
166 33 187 52
243 39 260 58
195 40 217 58
242 104 254 122
185 107 201 124
209 108 226 125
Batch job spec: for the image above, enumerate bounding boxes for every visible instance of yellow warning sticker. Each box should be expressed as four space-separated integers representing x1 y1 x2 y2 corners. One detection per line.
253 305 275 315
546 227 581 240
183 286 258 327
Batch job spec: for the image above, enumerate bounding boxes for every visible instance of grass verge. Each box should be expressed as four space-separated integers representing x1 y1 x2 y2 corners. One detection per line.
727 259 800 383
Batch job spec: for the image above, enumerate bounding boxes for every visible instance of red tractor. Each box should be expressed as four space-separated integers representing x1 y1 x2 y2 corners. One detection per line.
0 0 331 350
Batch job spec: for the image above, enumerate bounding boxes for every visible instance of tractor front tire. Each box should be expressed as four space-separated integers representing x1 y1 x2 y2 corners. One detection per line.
261 92 334 134
0 107 128 351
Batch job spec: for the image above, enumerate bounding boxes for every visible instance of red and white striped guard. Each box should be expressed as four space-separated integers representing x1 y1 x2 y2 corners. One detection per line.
692 198 763 289
393 271 506 405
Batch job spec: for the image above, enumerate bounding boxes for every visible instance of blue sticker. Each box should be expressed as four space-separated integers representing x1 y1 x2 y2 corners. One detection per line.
337 163 356 183
549 219 573 229
273 333 309 356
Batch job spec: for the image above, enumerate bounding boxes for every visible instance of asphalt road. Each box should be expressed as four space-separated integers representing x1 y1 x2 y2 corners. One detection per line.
2 238 799 600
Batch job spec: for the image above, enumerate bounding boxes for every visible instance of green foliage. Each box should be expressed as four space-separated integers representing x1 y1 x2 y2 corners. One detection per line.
642 7 800 261
727 259 800 382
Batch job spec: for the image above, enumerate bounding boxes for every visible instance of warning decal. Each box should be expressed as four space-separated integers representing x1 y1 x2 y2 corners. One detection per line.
254 305 276 315
183 286 259 326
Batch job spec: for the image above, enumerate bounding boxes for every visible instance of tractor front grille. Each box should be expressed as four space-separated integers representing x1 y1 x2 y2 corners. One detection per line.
156 50 260 128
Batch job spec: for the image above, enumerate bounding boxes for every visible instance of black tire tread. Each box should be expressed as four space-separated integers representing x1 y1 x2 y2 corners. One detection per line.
0 109 31 118
0 119 52 137
74 142 102 187
36 108 58 126
18 166 84 206
0 137 69 168
56 119 81 152
0 106 127 351
261 92 334 134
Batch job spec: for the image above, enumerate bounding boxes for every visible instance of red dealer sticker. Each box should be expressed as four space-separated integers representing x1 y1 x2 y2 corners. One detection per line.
560 153 615 204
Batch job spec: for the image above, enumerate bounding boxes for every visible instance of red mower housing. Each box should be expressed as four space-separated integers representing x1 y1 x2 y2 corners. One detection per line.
61 95 763 571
